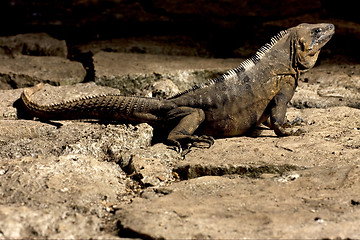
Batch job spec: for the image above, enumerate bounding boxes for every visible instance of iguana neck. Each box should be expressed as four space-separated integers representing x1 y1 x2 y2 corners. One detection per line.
253 31 298 77
169 29 299 100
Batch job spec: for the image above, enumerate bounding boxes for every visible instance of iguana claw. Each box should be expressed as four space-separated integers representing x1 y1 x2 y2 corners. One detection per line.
167 135 215 156
190 135 215 149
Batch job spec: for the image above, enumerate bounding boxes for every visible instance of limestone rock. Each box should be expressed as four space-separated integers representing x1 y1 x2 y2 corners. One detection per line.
0 83 154 162
292 61 360 109
0 49 359 239
76 36 211 57
0 155 128 239
127 144 180 187
144 79 180 98
175 107 360 180
117 166 360 239
0 88 23 120
93 51 241 95
0 55 86 89
0 33 67 58
0 119 153 163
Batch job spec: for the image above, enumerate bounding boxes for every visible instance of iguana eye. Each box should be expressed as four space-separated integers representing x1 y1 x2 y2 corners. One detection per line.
312 28 322 35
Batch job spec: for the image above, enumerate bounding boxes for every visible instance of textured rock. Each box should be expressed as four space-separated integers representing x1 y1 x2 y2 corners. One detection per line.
127 144 180 187
0 155 128 239
0 33 68 58
117 166 360 239
292 61 360 109
0 83 154 163
1 1 360 238
147 79 180 98
116 107 360 239
1 50 360 239
93 51 242 95
0 55 86 89
175 107 360 179
0 119 153 163
0 88 23 120
76 36 211 57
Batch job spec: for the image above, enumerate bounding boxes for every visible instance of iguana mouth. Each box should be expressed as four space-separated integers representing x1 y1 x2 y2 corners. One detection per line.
310 33 333 50
309 24 335 51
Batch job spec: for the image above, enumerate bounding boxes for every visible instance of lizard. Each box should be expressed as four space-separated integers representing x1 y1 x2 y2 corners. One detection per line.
21 23 335 154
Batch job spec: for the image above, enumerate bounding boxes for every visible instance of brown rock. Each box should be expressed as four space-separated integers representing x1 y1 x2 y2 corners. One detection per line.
292 61 360 109
0 155 128 239
0 50 359 239
117 166 360 239
0 33 67 58
93 51 242 95
175 107 360 180
76 36 211 57
0 55 86 89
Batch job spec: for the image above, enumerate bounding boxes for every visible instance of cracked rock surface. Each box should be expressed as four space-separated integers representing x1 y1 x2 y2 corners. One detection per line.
0 31 360 239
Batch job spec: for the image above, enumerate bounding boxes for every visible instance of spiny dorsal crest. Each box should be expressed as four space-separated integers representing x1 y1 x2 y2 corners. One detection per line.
168 29 289 99
32 92 156 109
42 93 117 107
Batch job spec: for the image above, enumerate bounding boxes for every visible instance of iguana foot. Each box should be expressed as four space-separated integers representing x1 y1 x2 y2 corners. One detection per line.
283 116 306 128
289 128 306 136
274 124 306 137
189 135 215 148
167 135 215 156
276 117 306 136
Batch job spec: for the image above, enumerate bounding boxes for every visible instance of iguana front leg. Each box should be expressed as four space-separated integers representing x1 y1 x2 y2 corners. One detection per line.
268 76 304 136
166 106 214 154
270 99 304 136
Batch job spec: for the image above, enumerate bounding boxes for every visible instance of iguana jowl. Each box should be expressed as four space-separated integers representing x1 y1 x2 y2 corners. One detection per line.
22 23 335 152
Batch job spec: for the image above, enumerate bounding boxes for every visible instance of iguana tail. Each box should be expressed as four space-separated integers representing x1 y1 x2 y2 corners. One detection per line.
21 83 166 124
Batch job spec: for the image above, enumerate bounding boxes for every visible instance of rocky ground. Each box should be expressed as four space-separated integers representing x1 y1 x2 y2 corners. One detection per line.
0 32 360 239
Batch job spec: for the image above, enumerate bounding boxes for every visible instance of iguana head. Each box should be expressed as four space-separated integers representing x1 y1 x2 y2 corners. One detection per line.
292 23 335 71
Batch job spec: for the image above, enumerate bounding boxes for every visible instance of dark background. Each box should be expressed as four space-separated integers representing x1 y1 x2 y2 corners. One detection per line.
0 0 359 59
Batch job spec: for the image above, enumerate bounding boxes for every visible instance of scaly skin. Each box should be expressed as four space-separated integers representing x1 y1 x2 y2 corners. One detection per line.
21 23 335 154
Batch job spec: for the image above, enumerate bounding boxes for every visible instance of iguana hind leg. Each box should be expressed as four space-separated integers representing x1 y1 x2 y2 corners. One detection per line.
167 107 214 154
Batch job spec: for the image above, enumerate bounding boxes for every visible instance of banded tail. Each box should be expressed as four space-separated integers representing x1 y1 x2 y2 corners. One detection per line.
21 83 165 124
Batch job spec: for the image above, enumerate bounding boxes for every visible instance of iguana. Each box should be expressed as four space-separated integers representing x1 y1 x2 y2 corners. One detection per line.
21 23 335 153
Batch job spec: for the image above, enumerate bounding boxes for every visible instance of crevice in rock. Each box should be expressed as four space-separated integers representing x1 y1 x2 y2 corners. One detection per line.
173 163 304 180
69 50 95 83
0 73 17 89
113 154 148 189
116 220 156 240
